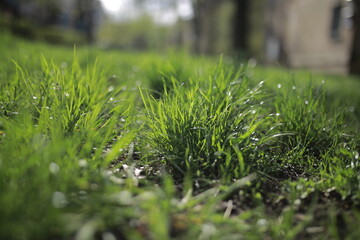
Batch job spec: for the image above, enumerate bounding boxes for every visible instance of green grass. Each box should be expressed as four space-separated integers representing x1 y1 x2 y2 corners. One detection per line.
140 62 269 180
1 31 360 239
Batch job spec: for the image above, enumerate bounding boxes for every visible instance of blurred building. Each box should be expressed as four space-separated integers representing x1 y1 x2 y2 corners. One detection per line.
265 0 354 73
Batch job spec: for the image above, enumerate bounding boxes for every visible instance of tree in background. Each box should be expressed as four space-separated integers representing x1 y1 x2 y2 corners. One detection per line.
0 0 20 17
349 0 360 75
232 0 249 56
0 0 101 44
36 0 61 26
190 0 264 58
73 0 100 43
191 0 224 54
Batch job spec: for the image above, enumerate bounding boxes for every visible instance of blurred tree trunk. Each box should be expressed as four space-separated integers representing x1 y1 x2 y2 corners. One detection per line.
0 0 20 18
192 0 223 54
232 0 249 56
42 0 60 26
74 0 96 44
349 0 360 75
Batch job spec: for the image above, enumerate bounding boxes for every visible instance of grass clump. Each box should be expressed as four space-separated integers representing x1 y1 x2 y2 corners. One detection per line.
0 54 136 239
140 62 270 181
144 54 193 99
252 80 352 179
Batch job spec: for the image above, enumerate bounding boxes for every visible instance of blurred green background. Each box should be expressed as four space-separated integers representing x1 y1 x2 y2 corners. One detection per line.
1 0 360 75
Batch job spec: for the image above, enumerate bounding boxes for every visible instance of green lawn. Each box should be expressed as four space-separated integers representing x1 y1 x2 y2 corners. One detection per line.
1 31 360 240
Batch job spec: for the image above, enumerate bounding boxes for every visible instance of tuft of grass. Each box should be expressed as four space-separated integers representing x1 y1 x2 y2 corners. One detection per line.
252 80 352 177
144 54 193 99
140 62 271 181
0 55 136 239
